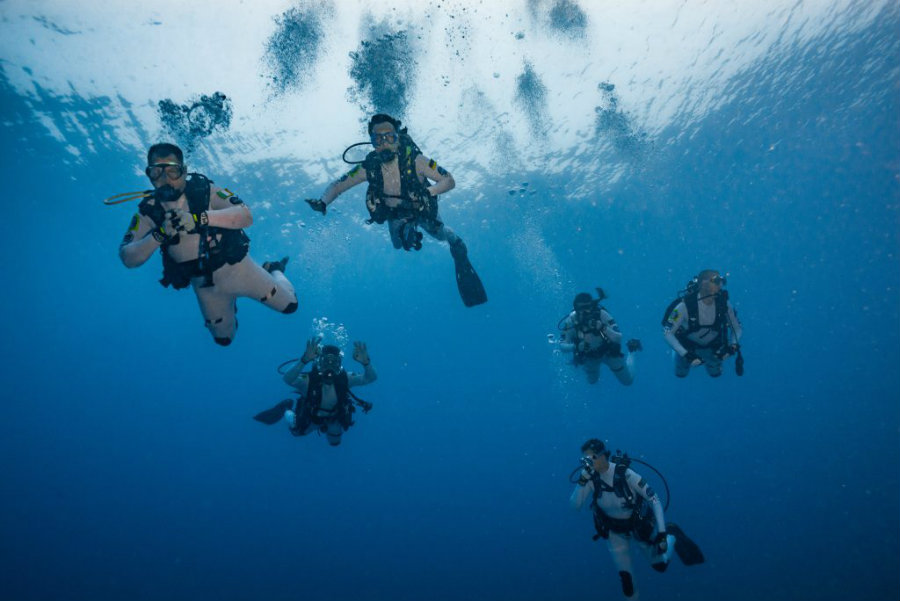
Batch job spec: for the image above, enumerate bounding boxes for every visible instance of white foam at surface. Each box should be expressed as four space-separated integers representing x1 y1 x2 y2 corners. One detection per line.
0 0 888 172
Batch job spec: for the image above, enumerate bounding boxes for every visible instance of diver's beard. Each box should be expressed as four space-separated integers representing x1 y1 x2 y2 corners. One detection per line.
154 183 183 203
377 149 398 162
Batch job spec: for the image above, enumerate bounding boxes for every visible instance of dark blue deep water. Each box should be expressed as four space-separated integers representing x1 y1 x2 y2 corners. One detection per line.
1 3 898 600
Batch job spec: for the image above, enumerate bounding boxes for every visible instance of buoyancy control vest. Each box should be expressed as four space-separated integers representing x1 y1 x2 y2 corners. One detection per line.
568 308 622 363
362 131 438 224
138 173 250 289
661 290 731 350
297 368 370 432
590 455 655 543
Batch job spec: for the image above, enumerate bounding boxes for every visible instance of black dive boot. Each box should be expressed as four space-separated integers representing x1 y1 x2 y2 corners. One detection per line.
263 256 290 274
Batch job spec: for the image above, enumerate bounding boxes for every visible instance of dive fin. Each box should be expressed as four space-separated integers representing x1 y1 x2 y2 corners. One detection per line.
253 399 293 425
451 241 487 307
667 523 705 566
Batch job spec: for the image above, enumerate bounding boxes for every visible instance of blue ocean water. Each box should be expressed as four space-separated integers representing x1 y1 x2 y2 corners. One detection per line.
1 2 898 601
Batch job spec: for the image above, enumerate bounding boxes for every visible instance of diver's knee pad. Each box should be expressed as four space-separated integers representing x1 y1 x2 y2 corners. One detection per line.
619 571 635 597
214 336 233 347
651 561 668 573
282 301 298 314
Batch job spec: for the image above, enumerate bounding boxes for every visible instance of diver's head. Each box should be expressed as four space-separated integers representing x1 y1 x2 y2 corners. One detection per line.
573 292 595 314
368 114 401 161
146 142 187 194
697 269 726 296
317 345 343 380
580 438 611 471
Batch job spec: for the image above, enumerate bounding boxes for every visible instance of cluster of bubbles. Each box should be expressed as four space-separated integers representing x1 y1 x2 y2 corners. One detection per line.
514 61 549 134
527 0 588 38
158 91 233 150
263 4 332 96
547 0 588 37
310 316 350 350
348 29 417 117
594 82 652 158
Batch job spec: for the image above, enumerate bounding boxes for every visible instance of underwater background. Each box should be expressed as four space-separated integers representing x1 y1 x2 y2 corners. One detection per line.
1 1 898 600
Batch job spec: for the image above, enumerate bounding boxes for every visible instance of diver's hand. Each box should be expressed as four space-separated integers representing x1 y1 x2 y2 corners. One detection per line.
715 344 738 360
577 340 592 353
171 208 206 234
353 341 371 366
305 198 327 215
413 189 434 209
301 337 321 363
655 532 668 555
577 457 595 485
151 211 179 243
683 351 703 366
577 469 593 486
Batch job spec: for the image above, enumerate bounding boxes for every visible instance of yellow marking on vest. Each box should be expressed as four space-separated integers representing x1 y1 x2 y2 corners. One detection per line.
217 188 235 199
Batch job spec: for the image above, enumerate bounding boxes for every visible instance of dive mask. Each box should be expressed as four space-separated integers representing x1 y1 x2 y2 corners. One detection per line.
317 347 343 377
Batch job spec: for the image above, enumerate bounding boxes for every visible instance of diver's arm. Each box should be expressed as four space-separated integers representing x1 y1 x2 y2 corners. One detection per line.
322 166 368 206
282 358 311 386
600 309 623 344
286 374 310 396
558 314 577 353
204 187 253 229
416 155 455 196
118 212 162 268
348 363 377 387
727 301 742 343
662 302 689 356
626 469 666 534
570 478 594 510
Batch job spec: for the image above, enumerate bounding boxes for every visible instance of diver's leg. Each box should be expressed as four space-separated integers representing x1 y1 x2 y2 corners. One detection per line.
215 256 298 314
324 420 343 447
193 281 237 346
674 352 690 378
605 354 634 386
421 210 461 246
699 348 722 378
606 533 638 599
387 218 404 249
584 359 601 384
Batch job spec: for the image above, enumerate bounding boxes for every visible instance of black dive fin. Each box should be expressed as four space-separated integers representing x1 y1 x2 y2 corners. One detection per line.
451 242 487 307
253 399 293 425
667 523 705 566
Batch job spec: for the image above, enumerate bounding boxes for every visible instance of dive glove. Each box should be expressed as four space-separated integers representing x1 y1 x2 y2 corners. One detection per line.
305 198 327 215
683 351 703 366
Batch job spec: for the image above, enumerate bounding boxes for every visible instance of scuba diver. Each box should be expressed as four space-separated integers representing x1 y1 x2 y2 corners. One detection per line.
558 289 642 385
304 114 487 307
253 338 376 447
661 270 743 378
117 143 298 346
570 439 705 600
